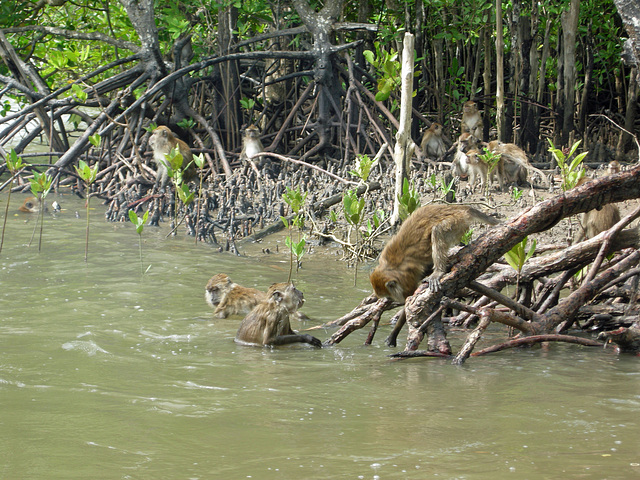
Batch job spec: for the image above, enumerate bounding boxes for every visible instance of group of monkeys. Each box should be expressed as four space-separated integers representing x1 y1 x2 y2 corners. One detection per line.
152 108 621 348
420 100 548 192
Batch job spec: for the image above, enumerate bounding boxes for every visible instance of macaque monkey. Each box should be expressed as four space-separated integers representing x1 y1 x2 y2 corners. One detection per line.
370 204 500 302
487 141 548 187
574 174 621 243
466 149 505 192
148 126 196 189
461 100 483 139
205 273 267 319
18 197 39 213
240 125 265 165
607 160 621 175
420 123 447 160
235 283 322 347
451 132 479 179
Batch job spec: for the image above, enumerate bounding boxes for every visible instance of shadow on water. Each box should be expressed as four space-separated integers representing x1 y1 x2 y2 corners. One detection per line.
1 192 639 479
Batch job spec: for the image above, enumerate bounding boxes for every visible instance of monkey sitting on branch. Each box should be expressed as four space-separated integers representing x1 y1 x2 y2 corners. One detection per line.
235 283 322 347
205 273 267 319
370 204 500 303
148 126 196 189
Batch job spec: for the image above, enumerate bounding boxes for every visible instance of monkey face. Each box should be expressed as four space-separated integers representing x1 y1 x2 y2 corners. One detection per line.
205 273 233 307
370 269 408 304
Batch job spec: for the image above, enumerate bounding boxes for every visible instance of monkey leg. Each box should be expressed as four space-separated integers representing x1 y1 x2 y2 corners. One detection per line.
385 308 406 347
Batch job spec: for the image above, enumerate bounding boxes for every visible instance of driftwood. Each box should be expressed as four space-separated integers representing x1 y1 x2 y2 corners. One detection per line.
323 164 640 362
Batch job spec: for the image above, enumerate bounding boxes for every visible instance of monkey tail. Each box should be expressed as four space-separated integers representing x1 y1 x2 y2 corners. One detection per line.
468 207 500 226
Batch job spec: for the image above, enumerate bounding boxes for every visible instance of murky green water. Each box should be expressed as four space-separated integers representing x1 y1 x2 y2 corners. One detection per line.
1 192 639 479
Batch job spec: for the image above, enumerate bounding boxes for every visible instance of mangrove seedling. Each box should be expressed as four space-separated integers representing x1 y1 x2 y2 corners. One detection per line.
75 158 99 262
129 209 150 276
478 148 502 195
281 185 307 282
397 177 420 221
28 170 53 252
504 236 537 298
192 153 206 244
0 149 28 254
548 139 587 191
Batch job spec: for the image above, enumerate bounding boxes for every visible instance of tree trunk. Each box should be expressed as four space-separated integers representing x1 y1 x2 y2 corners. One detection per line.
391 33 415 225
560 0 580 146
495 0 506 142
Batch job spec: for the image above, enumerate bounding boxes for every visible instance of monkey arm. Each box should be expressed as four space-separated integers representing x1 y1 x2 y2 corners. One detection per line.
270 334 322 347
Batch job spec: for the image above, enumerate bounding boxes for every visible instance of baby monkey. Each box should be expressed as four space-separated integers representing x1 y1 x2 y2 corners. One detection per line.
235 283 322 347
370 204 499 302
148 126 196 189
205 273 267 319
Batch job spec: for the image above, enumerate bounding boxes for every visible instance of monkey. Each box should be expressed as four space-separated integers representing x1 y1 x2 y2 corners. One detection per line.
487 141 549 187
370 204 500 302
607 160 621 175
240 125 265 164
502 158 528 186
148 126 196 189
451 132 479 179
205 273 267 319
461 100 483 139
420 122 447 160
573 174 621 243
235 283 322 347
18 197 39 213
466 149 505 192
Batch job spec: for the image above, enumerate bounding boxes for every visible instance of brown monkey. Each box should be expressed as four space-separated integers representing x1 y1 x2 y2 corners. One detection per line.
451 132 479 178
574 175 621 242
461 100 483 139
205 273 267 319
239 125 265 165
148 126 196 188
487 141 548 187
18 197 39 213
370 204 500 302
235 283 322 347
466 149 505 192
420 123 447 160
607 160 621 175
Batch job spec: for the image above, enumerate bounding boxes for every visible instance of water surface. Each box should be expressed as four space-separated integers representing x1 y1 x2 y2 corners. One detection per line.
1 193 639 479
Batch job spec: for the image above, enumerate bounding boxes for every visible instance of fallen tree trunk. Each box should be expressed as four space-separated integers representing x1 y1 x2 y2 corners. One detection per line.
323 164 640 361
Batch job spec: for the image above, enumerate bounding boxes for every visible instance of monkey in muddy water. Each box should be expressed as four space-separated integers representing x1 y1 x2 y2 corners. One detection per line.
235 283 322 347
370 204 500 302
205 273 267 319
148 126 196 189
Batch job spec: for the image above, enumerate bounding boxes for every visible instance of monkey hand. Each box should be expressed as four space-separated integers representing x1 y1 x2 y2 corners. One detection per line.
302 334 323 348
427 273 443 292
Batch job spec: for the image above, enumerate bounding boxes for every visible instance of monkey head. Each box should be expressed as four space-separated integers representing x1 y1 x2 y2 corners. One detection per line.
267 282 304 313
205 273 234 308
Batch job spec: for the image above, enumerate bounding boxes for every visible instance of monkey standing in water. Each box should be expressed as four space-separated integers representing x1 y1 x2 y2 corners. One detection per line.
370 204 500 302
148 126 196 189
235 283 322 347
205 273 267 319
